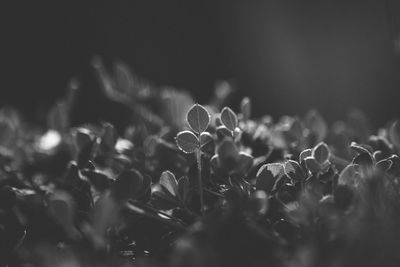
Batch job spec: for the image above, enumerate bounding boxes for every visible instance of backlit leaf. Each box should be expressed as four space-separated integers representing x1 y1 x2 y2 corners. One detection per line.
186 104 210 134
176 131 199 154
220 107 238 131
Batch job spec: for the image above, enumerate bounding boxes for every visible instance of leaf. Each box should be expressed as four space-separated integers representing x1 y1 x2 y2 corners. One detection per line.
73 127 94 150
82 170 112 192
114 61 134 95
112 169 144 202
240 97 251 121
376 159 392 173
236 152 254 175
217 139 240 172
304 110 327 142
151 185 181 210
312 142 330 164
159 171 179 197
186 104 210 134
389 120 400 149
338 164 360 187
284 160 304 181
199 132 213 149
256 163 285 194
352 152 373 167
176 131 199 154
299 149 312 163
100 123 118 153
216 125 233 139
304 157 321 173
334 185 354 210
350 142 372 155
220 107 238 131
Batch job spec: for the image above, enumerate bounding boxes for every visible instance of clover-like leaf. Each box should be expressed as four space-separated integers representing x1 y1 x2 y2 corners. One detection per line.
284 160 304 181
338 164 360 188
299 149 312 163
176 130 199 154
199 132 213 148
256 163 285 194
186 104 210 134
216 125 233 139
312 142 330 165
159 171 179 197
352 152 373 167
350 141 372 155
221 107 238 131
304 157 321 174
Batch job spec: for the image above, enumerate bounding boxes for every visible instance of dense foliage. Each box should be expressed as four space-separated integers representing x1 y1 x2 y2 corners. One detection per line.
1 60 400 267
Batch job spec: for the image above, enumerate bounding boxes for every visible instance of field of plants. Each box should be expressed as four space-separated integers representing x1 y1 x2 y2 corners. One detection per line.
1 60 400 267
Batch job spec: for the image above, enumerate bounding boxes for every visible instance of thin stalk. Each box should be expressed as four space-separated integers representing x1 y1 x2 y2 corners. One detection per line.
196 149 205 215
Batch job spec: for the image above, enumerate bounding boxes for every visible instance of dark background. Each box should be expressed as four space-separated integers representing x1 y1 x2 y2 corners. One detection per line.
3 0 400 127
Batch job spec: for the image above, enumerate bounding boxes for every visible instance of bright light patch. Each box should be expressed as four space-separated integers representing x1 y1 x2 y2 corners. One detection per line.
38 130 61 151
115 138 133 153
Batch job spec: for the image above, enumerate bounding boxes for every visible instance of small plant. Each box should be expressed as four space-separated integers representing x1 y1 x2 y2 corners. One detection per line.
2 60 400 267
176 104 211 214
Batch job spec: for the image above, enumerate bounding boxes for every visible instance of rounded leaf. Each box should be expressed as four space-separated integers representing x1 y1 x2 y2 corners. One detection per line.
220 107 238 131
176 131 199 154
299 149 312 163
186 104 210 134
312 142 330 164
304 157 321 173
256 163 285 194
159 171 179 197
199 132 213 148
284 160 304 181
338 164 360 187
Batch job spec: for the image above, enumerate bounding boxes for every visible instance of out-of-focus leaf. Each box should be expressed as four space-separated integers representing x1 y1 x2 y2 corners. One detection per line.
216 125 233 139
160 171 179 197
256 163 285 194
389 120 400 149
186 104 210 134
304 110 328 143
111 169 145 202
284 160 305 181
304 157 321 174
312 142 330 165
240 97 251 121
338 164 360 188
217 139 240 172
236 152 254 175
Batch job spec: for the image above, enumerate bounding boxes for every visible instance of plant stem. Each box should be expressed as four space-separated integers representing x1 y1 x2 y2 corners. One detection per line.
196 149 205 215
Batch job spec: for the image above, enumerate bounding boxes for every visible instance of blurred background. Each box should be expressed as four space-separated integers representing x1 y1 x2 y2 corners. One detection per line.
2 0 400 127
